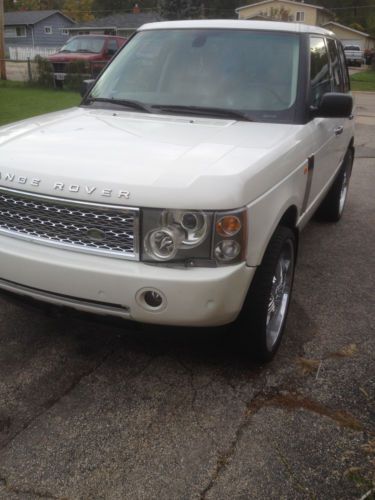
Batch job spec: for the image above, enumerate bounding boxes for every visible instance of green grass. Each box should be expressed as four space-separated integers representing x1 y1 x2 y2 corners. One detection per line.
350 70 375 92
0 80 81 126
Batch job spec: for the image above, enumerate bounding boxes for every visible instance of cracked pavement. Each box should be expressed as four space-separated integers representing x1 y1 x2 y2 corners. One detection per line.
0 93 374 500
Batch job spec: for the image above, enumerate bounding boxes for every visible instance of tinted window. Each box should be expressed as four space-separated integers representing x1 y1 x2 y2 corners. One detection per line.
310 37 331 106
107 39 118 53
59 37 105 54
327 38 343 92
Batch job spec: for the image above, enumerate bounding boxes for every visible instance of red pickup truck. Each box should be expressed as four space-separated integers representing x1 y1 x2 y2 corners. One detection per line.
48 34 127 84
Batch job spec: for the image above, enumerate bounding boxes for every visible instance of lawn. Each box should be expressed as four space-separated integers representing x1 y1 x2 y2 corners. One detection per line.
0 81 81 127
350 69 375 92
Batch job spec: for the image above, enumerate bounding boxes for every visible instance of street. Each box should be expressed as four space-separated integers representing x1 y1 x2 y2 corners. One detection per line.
0 93 374 500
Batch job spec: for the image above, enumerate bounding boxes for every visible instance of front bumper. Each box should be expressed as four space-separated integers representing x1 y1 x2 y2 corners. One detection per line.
0 235 256 327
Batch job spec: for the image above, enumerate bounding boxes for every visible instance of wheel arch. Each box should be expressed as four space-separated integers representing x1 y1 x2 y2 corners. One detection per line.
246 199 300 268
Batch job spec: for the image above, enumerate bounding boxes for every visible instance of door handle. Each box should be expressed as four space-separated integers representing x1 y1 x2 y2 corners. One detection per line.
334 126 344 135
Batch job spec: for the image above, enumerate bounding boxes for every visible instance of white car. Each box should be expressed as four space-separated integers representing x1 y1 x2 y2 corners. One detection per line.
0 20 354 362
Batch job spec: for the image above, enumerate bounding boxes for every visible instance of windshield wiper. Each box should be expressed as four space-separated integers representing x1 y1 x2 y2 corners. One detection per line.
77 49 97 53
58 49 72 53
151 104 253 121
85 97 152 113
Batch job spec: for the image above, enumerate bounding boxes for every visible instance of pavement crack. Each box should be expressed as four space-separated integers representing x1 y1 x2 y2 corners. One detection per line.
273 444 314 499
200 388 369 498
0 345 116 451
246 391 367 432
0 474 58 499
199 390 264 499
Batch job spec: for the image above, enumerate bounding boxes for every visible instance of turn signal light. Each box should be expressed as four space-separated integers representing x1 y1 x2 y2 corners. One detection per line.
216 215 242 237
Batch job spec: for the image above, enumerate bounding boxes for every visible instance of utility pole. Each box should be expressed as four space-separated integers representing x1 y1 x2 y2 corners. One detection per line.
0 0 7 80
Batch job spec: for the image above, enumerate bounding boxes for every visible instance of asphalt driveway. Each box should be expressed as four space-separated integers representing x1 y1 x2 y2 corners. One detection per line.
0 93 374 500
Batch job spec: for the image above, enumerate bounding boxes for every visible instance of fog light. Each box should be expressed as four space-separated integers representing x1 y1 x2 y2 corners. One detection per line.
144 290 163 308
136 288 167 312
214 240 241 261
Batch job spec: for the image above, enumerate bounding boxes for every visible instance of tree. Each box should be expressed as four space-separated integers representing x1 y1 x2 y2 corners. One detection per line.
63 0 93 21
317 0 375 34
158 0 203 20
91 0 131 16
6 0 40 10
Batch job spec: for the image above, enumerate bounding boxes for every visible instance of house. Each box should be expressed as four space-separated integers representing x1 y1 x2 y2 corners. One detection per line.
235 0 334 26
4 10 76 59
69 11 163 38
323 22 375 51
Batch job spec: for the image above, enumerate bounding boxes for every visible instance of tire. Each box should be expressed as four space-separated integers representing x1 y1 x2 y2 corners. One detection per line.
233 226 296 363
316 149 353 223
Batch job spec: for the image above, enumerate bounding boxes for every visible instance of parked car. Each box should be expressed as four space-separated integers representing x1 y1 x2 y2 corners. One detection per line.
0 21 354 362
343 44 364 67
47 34 127 84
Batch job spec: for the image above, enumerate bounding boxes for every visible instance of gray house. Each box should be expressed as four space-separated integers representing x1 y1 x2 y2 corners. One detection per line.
69 11 163 38
5 10 76 59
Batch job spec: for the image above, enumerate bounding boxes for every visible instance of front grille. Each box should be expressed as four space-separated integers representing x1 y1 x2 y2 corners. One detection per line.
0 188 139 260
52 63 67 73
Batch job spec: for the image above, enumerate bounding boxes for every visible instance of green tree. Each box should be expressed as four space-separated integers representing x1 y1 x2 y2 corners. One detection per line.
158 0 203 20
63 0 94 21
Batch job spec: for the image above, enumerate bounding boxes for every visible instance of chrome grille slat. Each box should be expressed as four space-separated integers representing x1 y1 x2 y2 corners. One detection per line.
0 188 138 260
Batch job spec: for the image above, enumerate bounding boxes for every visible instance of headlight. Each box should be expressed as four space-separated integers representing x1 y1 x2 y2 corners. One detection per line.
141 208 247 266
161 210 208 248
144 225 184 261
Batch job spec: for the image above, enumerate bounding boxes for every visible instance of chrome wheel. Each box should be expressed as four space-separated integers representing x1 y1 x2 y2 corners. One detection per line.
266 239 294 351
338 170 349 216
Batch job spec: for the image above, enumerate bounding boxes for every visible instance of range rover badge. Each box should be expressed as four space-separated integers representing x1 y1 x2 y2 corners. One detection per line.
86 228 106 242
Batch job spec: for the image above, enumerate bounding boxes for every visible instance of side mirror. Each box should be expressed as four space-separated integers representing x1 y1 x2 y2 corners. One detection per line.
106 48 116 56
313 93 353 118
80 79 95 98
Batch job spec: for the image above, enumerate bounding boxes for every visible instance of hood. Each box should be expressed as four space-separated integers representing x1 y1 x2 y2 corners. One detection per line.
48 52 102 62
0 107 303 209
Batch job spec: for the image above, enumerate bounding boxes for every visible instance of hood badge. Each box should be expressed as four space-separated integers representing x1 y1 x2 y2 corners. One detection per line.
0 172 130 199
86 228 106 242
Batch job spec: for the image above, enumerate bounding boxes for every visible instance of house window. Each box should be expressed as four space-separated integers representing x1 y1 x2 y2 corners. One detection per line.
5 26 26 38
44 26 53 34
61 28 69 35
296 11 305 22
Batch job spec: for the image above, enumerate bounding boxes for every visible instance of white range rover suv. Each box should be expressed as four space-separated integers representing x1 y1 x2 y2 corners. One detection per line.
0 21 354 362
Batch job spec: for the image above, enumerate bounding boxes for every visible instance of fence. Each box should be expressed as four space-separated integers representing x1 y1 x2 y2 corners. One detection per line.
1 59 34 82
8 46 60 61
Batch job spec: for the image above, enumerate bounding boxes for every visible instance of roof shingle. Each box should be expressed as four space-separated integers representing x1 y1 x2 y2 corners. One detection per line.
5 10 73 26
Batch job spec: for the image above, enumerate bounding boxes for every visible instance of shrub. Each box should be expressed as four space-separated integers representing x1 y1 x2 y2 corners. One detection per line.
64 60 90 91
34 55 54 88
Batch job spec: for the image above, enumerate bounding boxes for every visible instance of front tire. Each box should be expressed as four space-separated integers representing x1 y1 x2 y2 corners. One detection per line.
316 149 353 223
234 226 296 363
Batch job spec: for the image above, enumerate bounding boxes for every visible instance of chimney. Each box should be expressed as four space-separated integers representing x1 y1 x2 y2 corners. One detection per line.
133 4 140 14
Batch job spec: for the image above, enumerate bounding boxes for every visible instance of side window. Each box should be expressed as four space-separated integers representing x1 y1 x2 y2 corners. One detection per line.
327 38 343 92
310 37 331 107
337 42 350 92
107 39 118 55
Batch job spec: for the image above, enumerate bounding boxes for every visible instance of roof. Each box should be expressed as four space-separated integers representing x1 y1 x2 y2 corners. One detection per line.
4 10 74 26
323 21 374 39
72 12 163 30
235 0 331 14
139 19 335 36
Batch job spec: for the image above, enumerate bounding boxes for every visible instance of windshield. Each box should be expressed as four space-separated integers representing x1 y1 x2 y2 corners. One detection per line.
59 37 105 54
89 29 301 122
